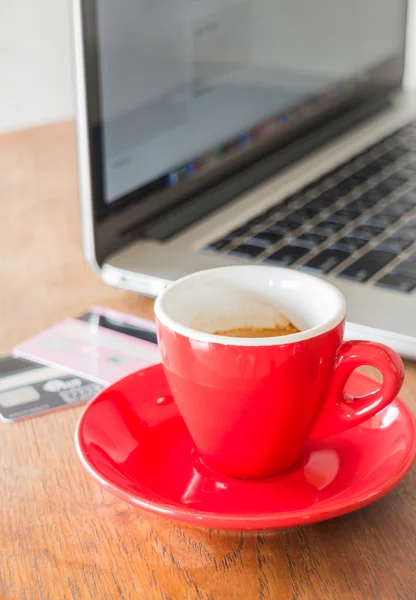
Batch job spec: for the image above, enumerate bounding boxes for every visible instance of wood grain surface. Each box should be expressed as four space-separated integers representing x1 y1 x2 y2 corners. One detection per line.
0 122 415 600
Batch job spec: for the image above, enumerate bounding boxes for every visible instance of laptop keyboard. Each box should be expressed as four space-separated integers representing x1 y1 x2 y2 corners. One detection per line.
204 120 416 292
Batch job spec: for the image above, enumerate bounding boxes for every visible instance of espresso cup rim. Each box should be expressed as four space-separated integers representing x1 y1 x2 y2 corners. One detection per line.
154 265 347 346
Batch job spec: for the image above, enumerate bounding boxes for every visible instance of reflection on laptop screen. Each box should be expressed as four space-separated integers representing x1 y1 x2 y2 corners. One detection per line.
96 0 404 204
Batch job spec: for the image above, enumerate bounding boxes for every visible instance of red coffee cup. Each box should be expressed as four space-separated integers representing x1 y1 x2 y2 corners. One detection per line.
154 266 404 479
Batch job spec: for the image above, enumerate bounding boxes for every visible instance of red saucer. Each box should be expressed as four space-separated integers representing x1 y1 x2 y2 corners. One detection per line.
75 364 416 531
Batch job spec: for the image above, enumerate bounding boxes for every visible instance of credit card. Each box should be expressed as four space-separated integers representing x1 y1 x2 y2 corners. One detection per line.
14 306 161 384
0 356 102 423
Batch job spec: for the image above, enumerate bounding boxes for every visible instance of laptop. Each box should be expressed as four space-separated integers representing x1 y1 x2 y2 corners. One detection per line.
72 0 416 357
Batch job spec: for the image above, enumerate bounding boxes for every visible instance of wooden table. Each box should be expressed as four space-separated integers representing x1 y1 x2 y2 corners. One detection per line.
1 123 416 600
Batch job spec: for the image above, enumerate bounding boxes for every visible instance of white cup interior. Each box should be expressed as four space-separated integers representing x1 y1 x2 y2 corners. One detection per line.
155 266 346 345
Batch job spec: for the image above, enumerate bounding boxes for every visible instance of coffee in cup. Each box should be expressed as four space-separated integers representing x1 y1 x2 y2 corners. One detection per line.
214 324 300 338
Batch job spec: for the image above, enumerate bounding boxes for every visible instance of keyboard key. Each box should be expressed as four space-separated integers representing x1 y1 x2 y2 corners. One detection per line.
394 192 416 208
393 259 416 279
365 213 400 227
331 208 361 223
333 236 368 252
373 207 404 220
396 141 416 153
263 245 309 266
405 160 416 172
367 183 393 201
245 215 269 227
346 168 370 184
292 232 326 248
395 223 416 239
229 243 264 259
373 153 395 168
338 250 395 281
346 198 380 214
377 237 413 253
323 185 350 200
376 273 416 293
310 219 345 236
304 248 350 273
351 224 384 239
363 162 386 175
248 231 283 247
377 201 413 217
337 177 360 193
376 176 406 194
205 238 231 253
303 195 337 212
284 212 305 225
288 206 320 220
384 147 407 161
228 225 252 238
266 221 301 235
356 190 384 206
354 165 378 182
367 155 395 169
394 169 416 182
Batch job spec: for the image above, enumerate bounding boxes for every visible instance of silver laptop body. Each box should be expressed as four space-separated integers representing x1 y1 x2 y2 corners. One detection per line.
72 0 416 357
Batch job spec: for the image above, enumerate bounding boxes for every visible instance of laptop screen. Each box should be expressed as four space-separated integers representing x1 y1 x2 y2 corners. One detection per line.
93 0 407 208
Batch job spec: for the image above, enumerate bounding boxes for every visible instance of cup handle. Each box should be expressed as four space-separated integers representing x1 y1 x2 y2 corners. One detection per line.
308 340 404 440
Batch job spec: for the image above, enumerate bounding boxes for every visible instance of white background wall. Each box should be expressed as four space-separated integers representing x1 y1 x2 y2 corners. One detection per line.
0 0 415 134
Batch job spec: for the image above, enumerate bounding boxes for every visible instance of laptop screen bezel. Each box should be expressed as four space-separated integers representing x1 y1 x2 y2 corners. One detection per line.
76 0 409 266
